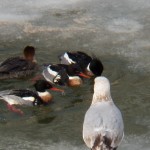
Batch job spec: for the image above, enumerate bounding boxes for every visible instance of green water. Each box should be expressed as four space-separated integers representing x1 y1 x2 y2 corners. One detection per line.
0 0 150 149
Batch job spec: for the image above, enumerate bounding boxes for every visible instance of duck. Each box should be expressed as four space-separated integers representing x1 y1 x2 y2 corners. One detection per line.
59 51 104 77
0 46 38 80
0 80 64 115
83 76 124 150
42 63 90 87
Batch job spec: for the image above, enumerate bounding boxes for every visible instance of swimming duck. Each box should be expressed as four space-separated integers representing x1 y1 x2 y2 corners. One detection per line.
59 51 104 77
83 76 124 150
0 80 64 115
42 63 90 87
0 46 38 80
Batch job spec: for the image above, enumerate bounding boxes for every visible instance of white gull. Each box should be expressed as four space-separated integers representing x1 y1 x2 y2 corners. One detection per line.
83 76 124 150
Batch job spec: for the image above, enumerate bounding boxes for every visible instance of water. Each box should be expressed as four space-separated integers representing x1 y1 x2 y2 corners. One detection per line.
0 0 150 149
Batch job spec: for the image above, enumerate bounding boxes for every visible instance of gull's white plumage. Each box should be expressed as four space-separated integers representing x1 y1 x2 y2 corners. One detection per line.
83 76 124 150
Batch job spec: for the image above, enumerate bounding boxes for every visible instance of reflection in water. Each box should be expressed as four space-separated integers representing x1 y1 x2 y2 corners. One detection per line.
37 116 56 124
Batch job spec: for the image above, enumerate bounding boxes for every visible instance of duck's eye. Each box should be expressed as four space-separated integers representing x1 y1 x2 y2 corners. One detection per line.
34 99 38 106
54 75 61 83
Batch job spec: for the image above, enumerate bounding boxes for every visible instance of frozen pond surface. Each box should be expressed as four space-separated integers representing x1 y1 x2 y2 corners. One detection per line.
0 0 150 149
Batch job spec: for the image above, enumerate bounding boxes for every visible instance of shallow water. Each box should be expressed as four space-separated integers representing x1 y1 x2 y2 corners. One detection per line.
0 0 150 149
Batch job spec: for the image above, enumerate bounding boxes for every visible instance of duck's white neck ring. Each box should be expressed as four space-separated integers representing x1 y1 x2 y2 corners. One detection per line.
37 91 50 97
87 63 91 72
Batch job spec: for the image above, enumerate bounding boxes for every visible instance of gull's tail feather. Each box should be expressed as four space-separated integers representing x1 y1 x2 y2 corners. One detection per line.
91 135 117 150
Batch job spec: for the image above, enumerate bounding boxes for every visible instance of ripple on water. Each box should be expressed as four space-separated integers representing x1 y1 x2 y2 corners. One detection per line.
107 18 143 33
121 135 150 150
0 135 150 150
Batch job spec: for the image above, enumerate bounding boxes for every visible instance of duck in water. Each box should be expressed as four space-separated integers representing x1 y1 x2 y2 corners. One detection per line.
0 80 64 115
0 46 38 80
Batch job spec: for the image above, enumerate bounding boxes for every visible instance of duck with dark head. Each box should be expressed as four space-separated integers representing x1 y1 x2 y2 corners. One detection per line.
0 80 64 115
59 51 104 77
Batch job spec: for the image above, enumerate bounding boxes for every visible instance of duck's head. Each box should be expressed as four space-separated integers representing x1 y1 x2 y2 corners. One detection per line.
53 69 69 86
23 46 36 62
67 64 90 79
86 58 104 77
34 80 64 103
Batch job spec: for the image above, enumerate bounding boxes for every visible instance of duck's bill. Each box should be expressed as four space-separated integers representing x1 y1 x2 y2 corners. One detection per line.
50 87 64 92
78 73 91 79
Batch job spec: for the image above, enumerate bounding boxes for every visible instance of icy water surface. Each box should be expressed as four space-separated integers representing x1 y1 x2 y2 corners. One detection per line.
0 0 150 149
